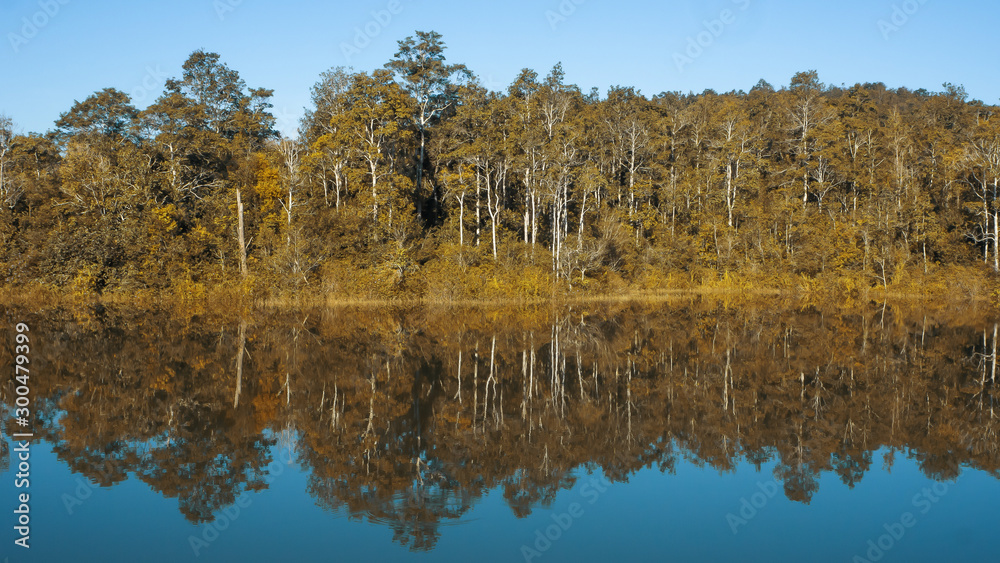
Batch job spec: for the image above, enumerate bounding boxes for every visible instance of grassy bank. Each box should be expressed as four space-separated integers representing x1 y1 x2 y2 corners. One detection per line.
3 264 996 316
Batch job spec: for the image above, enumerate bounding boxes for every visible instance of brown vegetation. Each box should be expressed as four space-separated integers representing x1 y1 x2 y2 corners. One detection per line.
0 35 998 303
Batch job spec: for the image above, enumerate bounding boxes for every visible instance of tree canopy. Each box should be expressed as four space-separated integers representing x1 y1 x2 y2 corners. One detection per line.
0 35 997 301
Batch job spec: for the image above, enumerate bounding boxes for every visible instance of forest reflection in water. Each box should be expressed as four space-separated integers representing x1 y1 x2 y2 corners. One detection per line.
2 299 998 552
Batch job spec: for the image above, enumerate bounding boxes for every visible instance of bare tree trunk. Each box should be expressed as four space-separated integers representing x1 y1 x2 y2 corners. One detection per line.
552 200 560 275
531 190 538 246
236 188 248 279
458 193 465 246
278 138 299 247
486 168 499 259
475 170 481 247
335 165 343 209
491 213 498 259
562 178 569 248
285 189 293 248
523 168 531 244
372 171 379 221
416 128 426 220
994 211 999 272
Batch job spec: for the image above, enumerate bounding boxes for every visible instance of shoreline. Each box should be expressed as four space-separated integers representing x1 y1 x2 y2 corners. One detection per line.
0 282 995 313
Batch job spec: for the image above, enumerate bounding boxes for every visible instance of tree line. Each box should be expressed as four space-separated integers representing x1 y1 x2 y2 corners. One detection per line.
1 31 998 300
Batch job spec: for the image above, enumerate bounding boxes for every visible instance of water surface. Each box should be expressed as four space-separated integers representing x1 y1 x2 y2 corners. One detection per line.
1 301 998 562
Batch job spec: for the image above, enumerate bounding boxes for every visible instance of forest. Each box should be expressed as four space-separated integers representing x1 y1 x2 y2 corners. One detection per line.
0 31 998 302
2 299 996 550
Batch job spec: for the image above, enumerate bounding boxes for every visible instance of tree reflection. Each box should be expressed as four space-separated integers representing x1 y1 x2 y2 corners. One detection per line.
2 301 998 549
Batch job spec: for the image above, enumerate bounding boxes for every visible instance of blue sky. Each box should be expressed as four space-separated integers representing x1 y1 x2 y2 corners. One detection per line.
1 0 996 137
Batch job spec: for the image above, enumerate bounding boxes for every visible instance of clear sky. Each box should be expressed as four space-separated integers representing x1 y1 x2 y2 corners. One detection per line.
1 0 997 137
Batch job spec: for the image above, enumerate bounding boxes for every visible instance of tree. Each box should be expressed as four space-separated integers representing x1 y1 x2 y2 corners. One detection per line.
0 114 17 208
3 43 1000 297
440 163 474 245
713 95 758 226
787 70 832 206
302 67 354 208
139 90 223 203
332 70 414 229
54 88 138 144
963 113 1000 271
385 31 470 220
508 69 543 247
276 137 301 248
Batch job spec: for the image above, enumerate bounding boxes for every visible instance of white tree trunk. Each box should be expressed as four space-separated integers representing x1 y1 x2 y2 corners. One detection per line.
458 193 465 246
236 188 248 279
994 210 999 272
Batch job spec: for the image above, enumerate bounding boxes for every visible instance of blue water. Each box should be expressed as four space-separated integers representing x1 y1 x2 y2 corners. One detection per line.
1 303 997 562
2 441 996 562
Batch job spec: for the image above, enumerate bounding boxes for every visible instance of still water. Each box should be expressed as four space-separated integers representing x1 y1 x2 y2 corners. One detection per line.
1 300 998 562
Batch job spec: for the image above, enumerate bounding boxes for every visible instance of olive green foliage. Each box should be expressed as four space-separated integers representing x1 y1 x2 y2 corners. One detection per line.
1 41 998 301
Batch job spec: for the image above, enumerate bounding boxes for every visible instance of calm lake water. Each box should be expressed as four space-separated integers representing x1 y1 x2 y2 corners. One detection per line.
1 300 998 562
